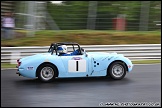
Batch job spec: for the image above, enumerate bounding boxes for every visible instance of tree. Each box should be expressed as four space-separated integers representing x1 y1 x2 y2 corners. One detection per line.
47 1 161 30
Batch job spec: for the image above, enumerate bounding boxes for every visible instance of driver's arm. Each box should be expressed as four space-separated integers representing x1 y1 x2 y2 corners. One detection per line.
70 49 80 55
61 48 84 56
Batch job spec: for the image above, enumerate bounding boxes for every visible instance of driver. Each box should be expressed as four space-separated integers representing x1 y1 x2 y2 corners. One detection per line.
57 45 80 56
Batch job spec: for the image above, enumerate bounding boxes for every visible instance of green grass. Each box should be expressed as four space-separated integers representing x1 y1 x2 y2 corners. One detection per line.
1 63 17 68
132 60 161 64
1 30 161 46
1 60 161 69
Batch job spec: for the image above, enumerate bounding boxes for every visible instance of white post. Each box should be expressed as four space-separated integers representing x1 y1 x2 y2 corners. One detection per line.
10 52 21 64
139 1 150 31
26 1 36 37
87 1 98 30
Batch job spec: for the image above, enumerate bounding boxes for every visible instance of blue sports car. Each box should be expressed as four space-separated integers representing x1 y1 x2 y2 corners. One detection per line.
16 42 133 82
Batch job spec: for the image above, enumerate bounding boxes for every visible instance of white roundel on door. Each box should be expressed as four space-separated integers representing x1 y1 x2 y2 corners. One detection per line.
68 60 86 72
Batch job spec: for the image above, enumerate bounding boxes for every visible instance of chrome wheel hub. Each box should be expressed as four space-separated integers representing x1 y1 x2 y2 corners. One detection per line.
112 64 124 78
40 67 54 81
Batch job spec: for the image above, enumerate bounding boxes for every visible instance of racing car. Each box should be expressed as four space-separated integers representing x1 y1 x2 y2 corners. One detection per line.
16 42 133 82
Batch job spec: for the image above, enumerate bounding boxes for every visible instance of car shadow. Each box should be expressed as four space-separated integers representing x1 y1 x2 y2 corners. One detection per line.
14 76 133 85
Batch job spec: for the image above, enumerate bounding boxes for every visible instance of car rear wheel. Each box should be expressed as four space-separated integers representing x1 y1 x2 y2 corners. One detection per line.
108 62 126 80
38 64 56 82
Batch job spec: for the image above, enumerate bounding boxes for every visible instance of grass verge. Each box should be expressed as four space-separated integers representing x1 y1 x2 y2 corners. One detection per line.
132 60 161 64
1 60 161 69
1 63 17 69
1 30 161 46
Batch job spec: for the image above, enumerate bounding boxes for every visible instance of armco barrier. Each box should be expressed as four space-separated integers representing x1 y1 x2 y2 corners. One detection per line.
1 44 161 64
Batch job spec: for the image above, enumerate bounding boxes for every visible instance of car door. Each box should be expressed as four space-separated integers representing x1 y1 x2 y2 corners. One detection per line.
60 54 89 77
91 56 108 76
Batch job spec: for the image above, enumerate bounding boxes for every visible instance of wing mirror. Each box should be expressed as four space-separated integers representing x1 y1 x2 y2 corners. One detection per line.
83 49 88 57
85 53 88 57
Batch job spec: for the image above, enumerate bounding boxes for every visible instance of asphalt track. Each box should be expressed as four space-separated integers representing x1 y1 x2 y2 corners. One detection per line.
1 64 161 107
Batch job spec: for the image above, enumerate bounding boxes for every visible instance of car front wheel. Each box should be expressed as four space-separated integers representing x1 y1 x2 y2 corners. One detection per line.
108 62 126 80
38 64 56 82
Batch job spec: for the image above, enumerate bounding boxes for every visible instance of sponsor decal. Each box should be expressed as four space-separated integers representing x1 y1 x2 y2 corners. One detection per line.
27 67 34 70
72 57 82 60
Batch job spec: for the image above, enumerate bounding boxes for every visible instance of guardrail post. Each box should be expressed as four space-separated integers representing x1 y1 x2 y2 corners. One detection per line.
10 52 21 64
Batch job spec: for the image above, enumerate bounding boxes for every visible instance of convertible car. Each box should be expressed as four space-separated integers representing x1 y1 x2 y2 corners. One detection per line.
16 42 133 82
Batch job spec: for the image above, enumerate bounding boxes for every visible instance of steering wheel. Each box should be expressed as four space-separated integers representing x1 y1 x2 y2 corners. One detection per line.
80 48 85 55
76 48 85 55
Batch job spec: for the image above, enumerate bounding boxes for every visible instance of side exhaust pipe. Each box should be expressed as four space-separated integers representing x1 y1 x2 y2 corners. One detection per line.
16 72 21 76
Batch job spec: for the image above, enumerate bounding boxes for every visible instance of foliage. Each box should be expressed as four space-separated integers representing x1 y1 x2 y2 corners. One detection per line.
47 1 161 30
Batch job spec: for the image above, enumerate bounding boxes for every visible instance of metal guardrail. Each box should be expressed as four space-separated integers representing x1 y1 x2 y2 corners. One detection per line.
1 44 161 64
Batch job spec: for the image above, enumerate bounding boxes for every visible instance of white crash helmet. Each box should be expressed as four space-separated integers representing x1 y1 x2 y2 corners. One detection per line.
57 45 68 53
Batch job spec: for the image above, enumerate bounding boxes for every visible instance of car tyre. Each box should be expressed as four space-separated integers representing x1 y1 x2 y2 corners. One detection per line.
108 62 126 80
38 64 56 82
